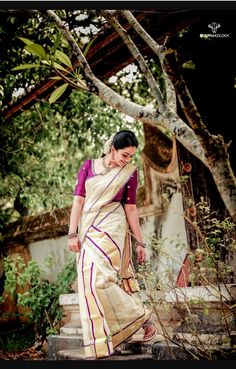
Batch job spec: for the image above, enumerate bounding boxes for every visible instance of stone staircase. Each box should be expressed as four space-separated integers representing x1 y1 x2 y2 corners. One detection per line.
47 284 236 360
57 348 154 360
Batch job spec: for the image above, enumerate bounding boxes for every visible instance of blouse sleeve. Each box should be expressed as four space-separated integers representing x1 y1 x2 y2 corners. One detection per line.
122 169 138 204
73 159 90 197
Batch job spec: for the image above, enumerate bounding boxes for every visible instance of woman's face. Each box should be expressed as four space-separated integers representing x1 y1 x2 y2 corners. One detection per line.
112 146 137 167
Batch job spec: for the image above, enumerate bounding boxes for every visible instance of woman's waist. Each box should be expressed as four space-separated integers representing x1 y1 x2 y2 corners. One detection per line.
78 202 127 243
82 201 124 215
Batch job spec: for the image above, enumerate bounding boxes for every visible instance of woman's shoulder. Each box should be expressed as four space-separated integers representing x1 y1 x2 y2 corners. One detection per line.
78 159 92 172
126 165 138 184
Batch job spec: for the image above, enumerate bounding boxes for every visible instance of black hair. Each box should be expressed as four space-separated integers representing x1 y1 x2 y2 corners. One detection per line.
112 130 139 150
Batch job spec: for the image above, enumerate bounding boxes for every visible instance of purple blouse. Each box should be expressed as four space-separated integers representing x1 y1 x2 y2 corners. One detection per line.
74 159 138 204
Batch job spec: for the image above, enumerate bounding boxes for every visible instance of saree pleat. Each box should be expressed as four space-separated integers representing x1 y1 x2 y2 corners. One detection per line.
76 164 151 358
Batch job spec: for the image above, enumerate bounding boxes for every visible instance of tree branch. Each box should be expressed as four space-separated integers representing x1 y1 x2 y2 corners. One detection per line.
121 10 176 111
119 10 236 221
102 10 166 113
43 10 208 168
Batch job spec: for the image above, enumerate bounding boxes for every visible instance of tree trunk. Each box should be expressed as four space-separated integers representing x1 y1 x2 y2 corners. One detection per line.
44 10 236 222
164 51 236 222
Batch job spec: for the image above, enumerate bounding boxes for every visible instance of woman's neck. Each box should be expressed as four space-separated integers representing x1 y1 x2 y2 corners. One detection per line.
105 154 117 168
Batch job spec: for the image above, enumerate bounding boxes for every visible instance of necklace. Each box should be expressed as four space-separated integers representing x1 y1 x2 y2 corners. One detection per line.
101 156 112 175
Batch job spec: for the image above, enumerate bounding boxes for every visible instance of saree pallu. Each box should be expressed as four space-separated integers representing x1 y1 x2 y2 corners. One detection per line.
76 164 151 358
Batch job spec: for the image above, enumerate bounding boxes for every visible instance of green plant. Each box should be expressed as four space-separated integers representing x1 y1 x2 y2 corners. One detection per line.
0 325 35 352
2 254 77 346
136 196 236 360
185 197 235 286
11 35 92 103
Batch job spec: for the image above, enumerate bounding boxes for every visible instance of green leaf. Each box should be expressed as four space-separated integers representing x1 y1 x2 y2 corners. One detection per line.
18 37 34 45
53 62 68 72
182 60 196 70
55 50 72 69
11 63 42 71
83 38 94 57
25 44 47 59
49 83 68 104
41 60 51 66
49 76 62 80
61 36 70 48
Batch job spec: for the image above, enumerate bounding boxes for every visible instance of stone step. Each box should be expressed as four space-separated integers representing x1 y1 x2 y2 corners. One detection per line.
47 334 84 360
60 325 83 336
49 334 235 360
57 348 155 360
123 340 197 360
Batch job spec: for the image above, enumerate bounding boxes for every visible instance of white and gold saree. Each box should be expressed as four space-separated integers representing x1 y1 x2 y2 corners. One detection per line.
76 163 151 358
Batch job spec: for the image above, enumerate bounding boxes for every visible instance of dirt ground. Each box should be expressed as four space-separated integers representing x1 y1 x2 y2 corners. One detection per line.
0 346 47 360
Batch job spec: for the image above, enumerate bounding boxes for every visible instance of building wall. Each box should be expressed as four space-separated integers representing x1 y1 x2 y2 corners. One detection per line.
29 236 73 283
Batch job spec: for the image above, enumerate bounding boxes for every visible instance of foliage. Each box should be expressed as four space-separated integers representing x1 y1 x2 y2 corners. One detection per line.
136 197 236 359
0 9 104 108
0 10 147 228
0 10 55 107
0 8 167 231
10 35 89 103
0 325 35 352
2 9 235 228
1 254 77 345
187 197 236 286
0 86 144 228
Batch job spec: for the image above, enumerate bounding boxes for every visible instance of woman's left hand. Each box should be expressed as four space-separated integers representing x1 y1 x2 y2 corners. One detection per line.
136 245 146 264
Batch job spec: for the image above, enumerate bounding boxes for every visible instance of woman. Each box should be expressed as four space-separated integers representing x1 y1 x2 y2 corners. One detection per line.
68 130 158 359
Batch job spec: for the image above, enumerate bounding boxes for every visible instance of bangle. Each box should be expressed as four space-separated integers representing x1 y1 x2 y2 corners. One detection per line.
68 233 78 239
136 241 146 248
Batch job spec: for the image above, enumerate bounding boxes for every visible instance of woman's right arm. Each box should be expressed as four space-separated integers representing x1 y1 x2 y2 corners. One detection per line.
68 195 84 252
68 159 89 252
